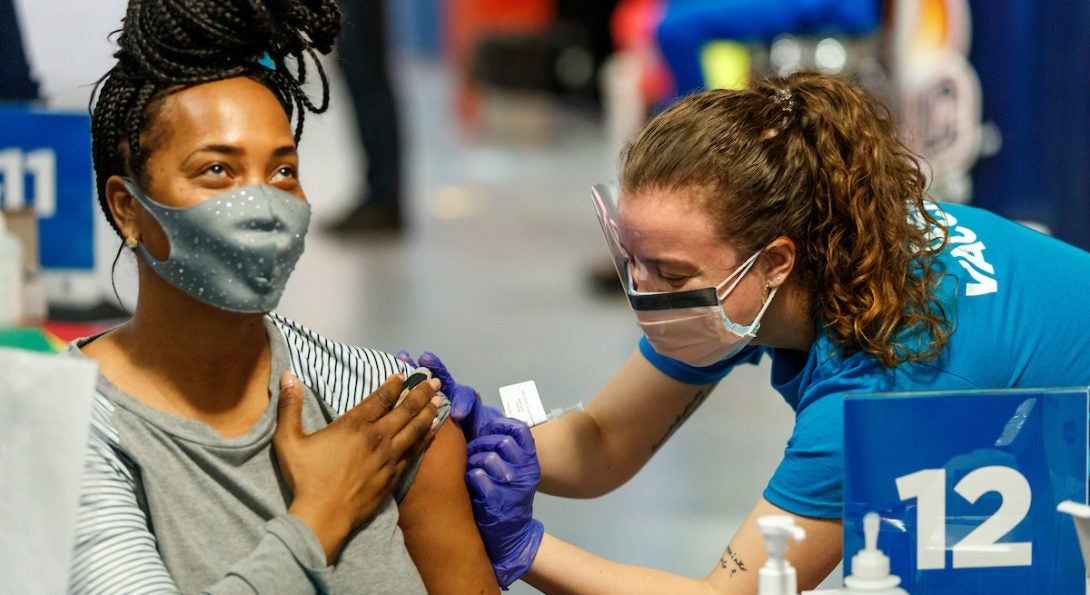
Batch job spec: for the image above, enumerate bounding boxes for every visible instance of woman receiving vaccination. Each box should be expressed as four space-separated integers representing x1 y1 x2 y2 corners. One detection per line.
69 1 497 592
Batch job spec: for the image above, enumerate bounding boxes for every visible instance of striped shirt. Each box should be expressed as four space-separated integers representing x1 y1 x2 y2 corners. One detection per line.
66 314 433 594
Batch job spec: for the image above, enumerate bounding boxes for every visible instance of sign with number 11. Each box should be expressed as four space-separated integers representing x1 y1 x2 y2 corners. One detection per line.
0 107 94 271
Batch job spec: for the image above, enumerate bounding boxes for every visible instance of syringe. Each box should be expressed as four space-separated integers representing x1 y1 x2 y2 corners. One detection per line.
536 401 585 427
498 380 583 427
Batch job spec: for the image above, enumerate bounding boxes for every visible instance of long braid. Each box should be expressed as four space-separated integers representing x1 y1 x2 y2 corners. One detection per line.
90 0 341 236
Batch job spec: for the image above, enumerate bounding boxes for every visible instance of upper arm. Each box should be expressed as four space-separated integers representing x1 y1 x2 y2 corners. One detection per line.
762 389 845 519
705 497 842 593
535 347 720 497
70 435 177 594
397 421 500 594
590 347 722 462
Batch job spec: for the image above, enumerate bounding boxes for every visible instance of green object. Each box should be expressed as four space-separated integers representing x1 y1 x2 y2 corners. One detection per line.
0 327 59 353
700 40 751 90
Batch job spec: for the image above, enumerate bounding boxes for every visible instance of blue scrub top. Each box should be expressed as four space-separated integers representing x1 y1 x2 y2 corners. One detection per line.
639 202 1090 518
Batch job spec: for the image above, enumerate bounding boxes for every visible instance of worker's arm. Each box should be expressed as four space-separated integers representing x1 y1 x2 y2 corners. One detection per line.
533 347 720 497
522 497 842 594
467 420 843 592
400 347 721 499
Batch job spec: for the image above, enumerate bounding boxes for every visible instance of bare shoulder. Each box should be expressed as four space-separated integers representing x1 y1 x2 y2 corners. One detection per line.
398 422 500 594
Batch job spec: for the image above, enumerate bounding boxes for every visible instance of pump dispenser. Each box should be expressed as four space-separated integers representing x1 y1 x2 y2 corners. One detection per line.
757 515 806 595
841 513 908 595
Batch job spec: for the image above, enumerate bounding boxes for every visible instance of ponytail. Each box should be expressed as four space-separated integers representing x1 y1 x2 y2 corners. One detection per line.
621 72 951 367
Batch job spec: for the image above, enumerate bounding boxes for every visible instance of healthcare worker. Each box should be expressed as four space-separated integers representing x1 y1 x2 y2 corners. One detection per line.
407 71 1090 592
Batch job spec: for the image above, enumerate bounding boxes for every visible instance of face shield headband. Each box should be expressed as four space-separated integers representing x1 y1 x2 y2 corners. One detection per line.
591 183 778 366
590 183 758 310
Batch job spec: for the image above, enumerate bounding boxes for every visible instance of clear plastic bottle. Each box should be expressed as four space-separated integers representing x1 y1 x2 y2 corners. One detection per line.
0 210 24 326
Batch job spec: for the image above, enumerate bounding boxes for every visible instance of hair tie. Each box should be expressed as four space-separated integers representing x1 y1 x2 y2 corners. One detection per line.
772 88 796 115
258 52 276 70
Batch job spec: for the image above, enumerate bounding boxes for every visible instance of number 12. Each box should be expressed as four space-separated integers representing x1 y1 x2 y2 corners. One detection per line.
896 466 1032 570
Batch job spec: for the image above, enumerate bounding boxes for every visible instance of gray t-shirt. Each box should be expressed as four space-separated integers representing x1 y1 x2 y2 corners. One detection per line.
65 316 435 594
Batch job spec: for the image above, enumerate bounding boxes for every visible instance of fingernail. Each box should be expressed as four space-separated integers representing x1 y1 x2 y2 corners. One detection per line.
430 395 442 408
280 371 295 389
395 372 405 380
427 378 441 390
430 417 441 432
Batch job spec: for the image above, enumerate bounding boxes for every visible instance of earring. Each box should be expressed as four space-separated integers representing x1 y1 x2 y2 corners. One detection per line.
124 236 138 249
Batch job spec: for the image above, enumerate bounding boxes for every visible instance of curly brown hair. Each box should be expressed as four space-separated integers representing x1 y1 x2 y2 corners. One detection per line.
620 72 951 367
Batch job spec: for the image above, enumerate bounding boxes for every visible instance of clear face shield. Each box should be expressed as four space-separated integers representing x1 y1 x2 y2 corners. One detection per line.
591 183 758 309
590 183 776 366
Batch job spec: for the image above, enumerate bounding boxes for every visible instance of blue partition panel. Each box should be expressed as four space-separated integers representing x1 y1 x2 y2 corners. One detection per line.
844 388 1088 594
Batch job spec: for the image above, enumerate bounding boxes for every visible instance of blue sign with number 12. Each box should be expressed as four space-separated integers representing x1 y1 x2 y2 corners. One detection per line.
844 388 1088 594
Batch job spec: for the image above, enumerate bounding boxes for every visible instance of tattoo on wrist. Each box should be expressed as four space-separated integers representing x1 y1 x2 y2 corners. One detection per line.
719 545 748 576
651 384 716 453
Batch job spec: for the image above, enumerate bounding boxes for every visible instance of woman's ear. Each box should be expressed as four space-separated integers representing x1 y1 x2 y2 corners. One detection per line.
762 236 796 289
104 175 141 243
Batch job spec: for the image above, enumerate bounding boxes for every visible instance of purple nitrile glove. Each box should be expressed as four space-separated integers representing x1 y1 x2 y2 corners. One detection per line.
396 351 505 442
466 417 545 589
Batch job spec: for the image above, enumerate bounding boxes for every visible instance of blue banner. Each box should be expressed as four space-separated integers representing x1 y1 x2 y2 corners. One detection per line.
844 388 1088 594
968 0 1090 250
0 106 94 270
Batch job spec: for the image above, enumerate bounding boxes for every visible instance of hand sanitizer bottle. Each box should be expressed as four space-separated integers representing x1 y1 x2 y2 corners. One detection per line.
1057 501 1090 595
0 210 23 326
757 515 807 595
841 513 909 595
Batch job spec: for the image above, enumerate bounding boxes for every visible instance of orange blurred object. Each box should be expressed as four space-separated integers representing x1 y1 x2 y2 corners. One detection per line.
443 0 557 126
42 320 113 344
916 0 950 50
609 0 672 105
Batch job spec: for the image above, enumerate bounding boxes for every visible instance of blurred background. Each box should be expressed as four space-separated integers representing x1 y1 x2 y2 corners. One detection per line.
1 0 1088 592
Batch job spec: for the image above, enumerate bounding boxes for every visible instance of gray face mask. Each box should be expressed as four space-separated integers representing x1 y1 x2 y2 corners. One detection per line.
124 179 311 313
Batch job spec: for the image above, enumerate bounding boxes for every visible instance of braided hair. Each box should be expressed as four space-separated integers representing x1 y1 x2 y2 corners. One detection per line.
90 0 341 236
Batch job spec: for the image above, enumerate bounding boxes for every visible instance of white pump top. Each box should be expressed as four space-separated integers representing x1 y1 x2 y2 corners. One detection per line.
842 513 906 592
1058 500 1090 593
757 515 806 595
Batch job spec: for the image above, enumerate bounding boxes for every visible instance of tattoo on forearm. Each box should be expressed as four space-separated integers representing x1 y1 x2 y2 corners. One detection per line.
719 546 748 576
651 384 717 453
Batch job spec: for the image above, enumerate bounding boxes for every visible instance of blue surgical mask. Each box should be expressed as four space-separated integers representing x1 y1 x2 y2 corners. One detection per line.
124 179 311 313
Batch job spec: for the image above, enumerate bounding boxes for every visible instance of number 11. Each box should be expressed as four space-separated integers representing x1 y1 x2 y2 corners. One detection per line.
0 148 57 217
